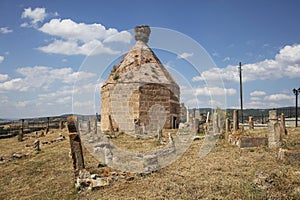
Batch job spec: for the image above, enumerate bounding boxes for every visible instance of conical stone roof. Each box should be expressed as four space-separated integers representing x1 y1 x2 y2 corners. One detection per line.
103 25 178 88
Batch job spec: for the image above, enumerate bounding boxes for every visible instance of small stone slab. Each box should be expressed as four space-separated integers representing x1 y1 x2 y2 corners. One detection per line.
238 137 268 148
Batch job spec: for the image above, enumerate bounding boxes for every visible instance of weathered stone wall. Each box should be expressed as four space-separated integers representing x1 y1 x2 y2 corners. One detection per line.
101 82 180 134
139 83 179 131
101 83 140 133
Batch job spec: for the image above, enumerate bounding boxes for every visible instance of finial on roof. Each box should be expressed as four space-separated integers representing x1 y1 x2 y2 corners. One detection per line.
134 25 151 43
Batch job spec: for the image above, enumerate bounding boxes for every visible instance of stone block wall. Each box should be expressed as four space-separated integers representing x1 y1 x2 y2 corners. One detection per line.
101 82 180 134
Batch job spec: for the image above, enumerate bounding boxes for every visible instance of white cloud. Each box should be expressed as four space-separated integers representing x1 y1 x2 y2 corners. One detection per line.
0 27 13 34
0 66 96 92
16 100 31 108
0 78 25 91
222 57 230 62
250 90 266 96
21 7 47 27
0 56 4 63
264 94 293 101
250 97 261 101
193 44 300 82
177 52 194 59
37 18 130 55
103 31 131 43
195 86 236 96
39 19 117 42
0 74 9 82
245 100 280 109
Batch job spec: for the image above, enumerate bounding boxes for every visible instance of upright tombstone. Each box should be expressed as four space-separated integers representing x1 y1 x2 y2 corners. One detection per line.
18 128 24 142
233 110 239 131
87 120 91 132
157 128 162 141
67 116 85 176
268 110 281 148
94 116 97 135
213 112 220 133
280 113 287 135
46 117 50 133
217 113 223 132
59 120 64 130
34 139 40 151
194 118 199 134
225 118 230 138
249 115 254 130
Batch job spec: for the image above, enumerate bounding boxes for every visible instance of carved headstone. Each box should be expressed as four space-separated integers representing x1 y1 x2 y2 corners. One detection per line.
268 110 282 148
67 116 85 175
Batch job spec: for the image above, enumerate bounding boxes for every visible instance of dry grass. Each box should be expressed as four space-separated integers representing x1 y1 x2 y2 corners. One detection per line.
1 128 300 199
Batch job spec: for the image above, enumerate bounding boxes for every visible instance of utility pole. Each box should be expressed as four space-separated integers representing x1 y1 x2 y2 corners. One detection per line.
293 88 300 127
239 62 243 124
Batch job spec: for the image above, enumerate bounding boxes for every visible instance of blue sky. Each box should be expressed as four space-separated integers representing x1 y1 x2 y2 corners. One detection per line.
0 0 300 118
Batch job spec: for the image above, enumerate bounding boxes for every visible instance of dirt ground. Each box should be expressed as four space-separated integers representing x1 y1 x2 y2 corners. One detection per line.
1 127 300 200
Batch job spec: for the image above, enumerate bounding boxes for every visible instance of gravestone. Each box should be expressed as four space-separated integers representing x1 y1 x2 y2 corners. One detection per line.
213 112 220 133
280 113 287 135
268 110 282 148
87 120 91 132
18 128 24 142
194 118 199 134
225 118 230 139
233 110 239 131
249 116 254 130
34 139 40 151
59 120 64 130
67 116 85 175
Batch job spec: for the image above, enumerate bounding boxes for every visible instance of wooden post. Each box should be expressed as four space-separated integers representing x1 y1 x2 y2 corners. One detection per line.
67 116 85 176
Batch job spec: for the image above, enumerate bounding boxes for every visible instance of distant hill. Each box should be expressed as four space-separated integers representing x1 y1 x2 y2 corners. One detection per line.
189 106 297 120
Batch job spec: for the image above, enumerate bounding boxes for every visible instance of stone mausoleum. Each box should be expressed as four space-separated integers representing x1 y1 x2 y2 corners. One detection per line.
101 25 180 135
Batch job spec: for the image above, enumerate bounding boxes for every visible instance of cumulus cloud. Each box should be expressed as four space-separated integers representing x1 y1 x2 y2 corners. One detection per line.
177 52 194 59
0 74 9 82
37 18 131 55
0 56 4 63
250 90 266 96
195 86 236 96
193 44 300 82
222 57 230 62
264 94 293 101
37 39 119 55
0 27 13 34
0 66 96 92
21 7 47 27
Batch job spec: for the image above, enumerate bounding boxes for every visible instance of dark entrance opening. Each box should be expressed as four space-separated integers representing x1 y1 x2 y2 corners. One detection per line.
172 116 177 129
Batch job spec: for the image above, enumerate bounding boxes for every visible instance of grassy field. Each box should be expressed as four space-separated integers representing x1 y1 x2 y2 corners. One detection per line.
1 127 300 199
